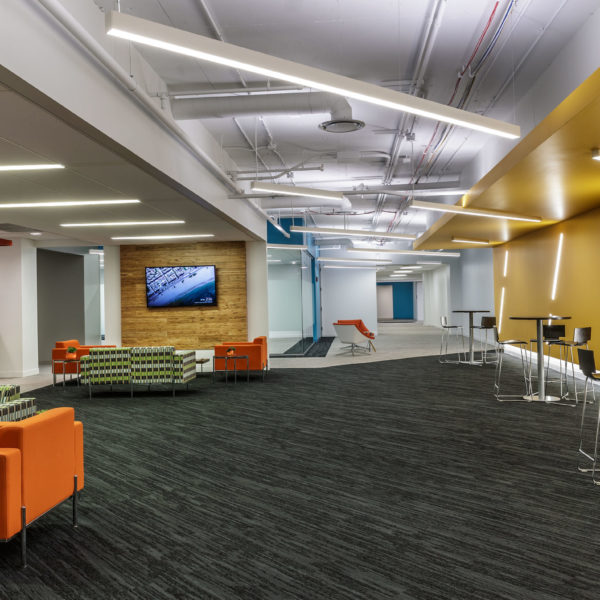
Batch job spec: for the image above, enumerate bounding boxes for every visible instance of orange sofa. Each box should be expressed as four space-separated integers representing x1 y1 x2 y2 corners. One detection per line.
214 336 268 380
52 339 115 375
0 407 84 566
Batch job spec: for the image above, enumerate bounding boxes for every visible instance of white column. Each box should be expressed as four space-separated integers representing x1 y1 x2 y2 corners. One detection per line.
83 254 102 345
0 239 39 377
245 241 269 341
103 246 122 346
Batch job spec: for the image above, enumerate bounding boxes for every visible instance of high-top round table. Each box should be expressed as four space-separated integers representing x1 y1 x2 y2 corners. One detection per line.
510 315 571 402
453 309 490 364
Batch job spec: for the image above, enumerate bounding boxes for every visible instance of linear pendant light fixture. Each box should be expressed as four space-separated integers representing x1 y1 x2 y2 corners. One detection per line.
411 200 541 223
317 257 393 264
347 248 460 257
106 11 520 139
251 182 345 201
290 225 416 241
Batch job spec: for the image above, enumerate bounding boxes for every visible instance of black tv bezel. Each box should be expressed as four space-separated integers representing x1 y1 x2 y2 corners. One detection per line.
144 264 217 308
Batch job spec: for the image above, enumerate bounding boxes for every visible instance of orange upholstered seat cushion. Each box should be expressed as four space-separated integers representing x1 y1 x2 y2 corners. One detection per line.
0 408 83 539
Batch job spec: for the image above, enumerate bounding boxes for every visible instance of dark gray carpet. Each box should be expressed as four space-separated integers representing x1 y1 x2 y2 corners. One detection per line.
1 355 599 600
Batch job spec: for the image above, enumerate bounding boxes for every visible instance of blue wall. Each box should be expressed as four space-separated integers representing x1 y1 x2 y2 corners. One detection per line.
377 282 414 319
267 217 305 245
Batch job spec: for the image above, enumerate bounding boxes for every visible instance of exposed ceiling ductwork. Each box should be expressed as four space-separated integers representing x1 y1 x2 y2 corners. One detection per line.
171 92 364 133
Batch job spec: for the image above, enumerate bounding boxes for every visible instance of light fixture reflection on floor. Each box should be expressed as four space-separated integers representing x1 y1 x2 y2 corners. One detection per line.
106 11 520 139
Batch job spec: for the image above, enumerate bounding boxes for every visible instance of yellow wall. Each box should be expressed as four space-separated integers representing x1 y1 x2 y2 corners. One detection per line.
494 206 600 360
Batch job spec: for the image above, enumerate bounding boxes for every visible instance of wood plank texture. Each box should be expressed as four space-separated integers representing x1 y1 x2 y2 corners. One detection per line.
120 242 247 349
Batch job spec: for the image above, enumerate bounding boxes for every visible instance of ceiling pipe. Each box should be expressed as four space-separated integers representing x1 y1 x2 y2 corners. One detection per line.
231 181 461 199
373 0 447 228
172 91 355 122
35 0 240 196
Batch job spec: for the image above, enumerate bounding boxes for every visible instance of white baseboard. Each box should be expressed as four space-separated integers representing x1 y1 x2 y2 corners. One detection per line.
0 368 39 378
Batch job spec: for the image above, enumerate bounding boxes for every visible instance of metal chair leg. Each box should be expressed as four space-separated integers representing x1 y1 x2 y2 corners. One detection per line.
591 398 600 485
578 379 597 472
73 475 78 527
20 506 26 568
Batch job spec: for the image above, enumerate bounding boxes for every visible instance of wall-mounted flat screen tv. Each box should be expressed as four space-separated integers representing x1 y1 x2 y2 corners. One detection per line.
145 265 217 308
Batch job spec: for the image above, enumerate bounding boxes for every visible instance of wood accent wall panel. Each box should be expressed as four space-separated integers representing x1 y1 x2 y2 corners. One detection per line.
120 242 247 349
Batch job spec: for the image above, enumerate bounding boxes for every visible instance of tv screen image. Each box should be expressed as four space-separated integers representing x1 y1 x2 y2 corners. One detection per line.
145 265 217 308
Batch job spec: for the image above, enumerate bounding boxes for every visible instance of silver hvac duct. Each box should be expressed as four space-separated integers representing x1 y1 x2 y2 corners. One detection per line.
172 92 364 132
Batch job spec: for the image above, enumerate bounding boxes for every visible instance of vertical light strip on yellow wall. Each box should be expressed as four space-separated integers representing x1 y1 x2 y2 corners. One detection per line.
551 233 564 301
498 287 505 333
503 250 508 277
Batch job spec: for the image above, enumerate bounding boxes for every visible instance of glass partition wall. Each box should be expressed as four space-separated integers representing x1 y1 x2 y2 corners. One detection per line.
267 248 316 356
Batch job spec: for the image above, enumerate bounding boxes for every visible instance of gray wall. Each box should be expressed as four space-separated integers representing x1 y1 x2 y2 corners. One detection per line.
37 249 85 362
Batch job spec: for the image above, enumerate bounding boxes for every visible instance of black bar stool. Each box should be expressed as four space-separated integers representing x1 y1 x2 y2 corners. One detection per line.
558 327 591 403
439 315 465 364
493 326 531 401
576 349 600 483
473 316 497 364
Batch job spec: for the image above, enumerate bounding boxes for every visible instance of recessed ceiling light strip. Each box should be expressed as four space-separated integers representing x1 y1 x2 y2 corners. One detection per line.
290 225 416 240
61 220 184 227
111 234 213 240
0 164 65 171
451 236 490 245
0 199 140 208
106 11 520 139
411 200 541 223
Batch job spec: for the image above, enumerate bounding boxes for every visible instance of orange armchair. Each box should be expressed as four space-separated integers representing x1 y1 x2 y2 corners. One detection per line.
52 339 115 375
214 336 268 380
0 407 84 566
